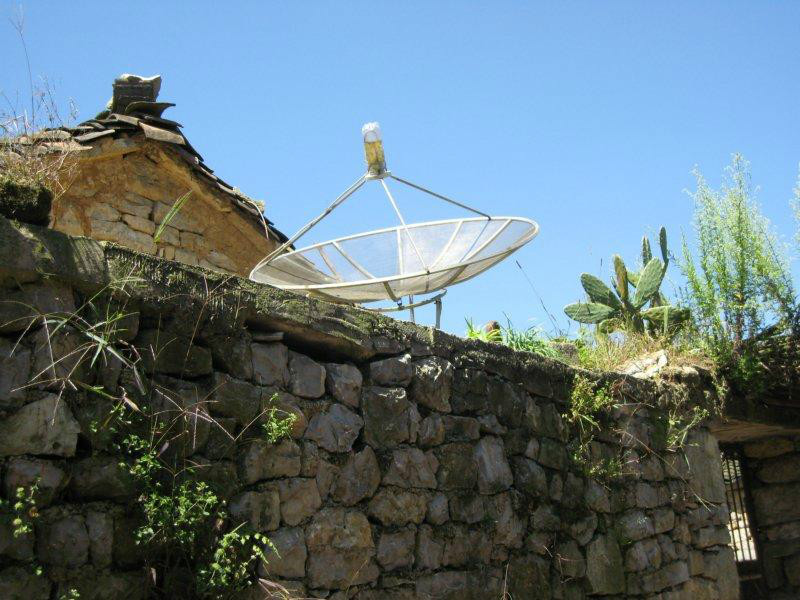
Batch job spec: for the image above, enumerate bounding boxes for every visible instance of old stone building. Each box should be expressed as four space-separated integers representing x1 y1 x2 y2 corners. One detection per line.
46 74 287 276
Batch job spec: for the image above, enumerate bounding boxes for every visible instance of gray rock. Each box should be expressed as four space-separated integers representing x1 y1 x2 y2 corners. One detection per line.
489 378 527 429
251 343 289 386
3 457 67 506
586 534 625 595
289 352 326 398
703 546 738 593
653 507 676 534
744 437 794 459
487 492 525 548
306 508 379 589
436 443 477 490
383 448 438 489
415 524 443 570
315 458 338 501
441 525 491 567
585 479 611 513
752 481 800 526
632 481 663 509
625 538 662 572
238 439 301 484
204 416 237 460
426 492 450 525
369 354 413 386
513 457 548 497
684 430 726 503
0 282 74 334
37 513 89 567
0 566 51 600
449 493 485 524
331 447 381 505
362 386 418 449
205 331 253 380
0 394 80 456
304 403 363 453
531 504 560 531
259 526 307 579
136 329 212 377
757 453 800 483
617 510 655 542
506 554 551 600
86 510 114 568
0 339 30 410
474 436 513 494
557 540 586 579
568 513 598 546
68 456 136 502
409 357 453 412
478 414 507 435
442 415 481 441
692 525 730 548
368 488 428 526
209 372 261 426
229 489 281 532
325 363 362 407
418 413 445 447
637 561 689 594
278 478 322 526
537 437 567 470
377 527 416 570
300 439 319 477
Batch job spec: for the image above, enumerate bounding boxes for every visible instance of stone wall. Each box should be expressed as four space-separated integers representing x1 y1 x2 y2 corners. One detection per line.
51 135 279 276
0 214 740 599
742 436 800 597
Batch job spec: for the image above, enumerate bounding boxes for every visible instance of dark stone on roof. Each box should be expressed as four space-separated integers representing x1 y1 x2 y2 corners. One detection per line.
36 74 289 245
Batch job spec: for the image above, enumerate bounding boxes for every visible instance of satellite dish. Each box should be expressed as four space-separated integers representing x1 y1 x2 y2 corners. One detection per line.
250 123 539 327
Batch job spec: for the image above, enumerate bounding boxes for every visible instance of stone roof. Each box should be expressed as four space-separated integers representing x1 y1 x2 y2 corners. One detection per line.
75 112 288 243
12 74 288 244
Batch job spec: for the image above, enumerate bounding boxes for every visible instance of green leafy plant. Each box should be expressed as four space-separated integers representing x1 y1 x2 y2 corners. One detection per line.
261 401 298 444
465 318 502 343
197 525 272 593
564 227 689 336
681 154 797 363
566 376 622 481
666 405 710 450
0 485 39 538
568 376 615 435
465 317 561 358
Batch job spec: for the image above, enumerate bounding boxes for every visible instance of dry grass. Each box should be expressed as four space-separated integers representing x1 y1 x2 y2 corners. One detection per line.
1 10 80 199
572 332 713 374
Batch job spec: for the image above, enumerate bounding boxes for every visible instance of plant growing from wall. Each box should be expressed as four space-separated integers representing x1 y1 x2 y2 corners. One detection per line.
681 155 797 367
566 375 623 482
0 484 39 538
465 317 562 358
14 275 296 599
564 227 689 337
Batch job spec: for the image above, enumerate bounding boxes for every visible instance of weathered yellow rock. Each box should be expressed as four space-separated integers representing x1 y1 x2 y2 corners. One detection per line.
51 135 279 277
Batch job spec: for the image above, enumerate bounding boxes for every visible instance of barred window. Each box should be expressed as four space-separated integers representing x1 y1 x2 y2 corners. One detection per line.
721 446 757 562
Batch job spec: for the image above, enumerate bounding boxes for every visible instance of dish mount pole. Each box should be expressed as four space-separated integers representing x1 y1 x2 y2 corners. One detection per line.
258 122 501 330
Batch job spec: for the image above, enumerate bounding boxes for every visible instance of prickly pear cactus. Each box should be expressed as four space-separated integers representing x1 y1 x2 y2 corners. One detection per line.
563 226 688 336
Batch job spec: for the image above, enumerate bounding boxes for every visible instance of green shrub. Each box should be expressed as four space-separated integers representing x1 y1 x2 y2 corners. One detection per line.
681 154 797 363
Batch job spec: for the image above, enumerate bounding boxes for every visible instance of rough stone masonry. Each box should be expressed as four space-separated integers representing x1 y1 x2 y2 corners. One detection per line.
0 213 739 599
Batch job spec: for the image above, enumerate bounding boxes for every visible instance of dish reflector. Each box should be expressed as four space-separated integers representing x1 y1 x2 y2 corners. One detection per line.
250 216 538 303
249 122 540 326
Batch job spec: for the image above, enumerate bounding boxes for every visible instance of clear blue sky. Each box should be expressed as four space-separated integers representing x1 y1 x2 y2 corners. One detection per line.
3 2 799 336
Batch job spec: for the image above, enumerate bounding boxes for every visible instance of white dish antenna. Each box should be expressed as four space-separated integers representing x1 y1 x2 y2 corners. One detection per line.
250 123 539 327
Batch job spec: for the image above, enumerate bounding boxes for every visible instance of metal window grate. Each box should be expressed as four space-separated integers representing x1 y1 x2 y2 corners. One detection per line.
721 447 758 562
